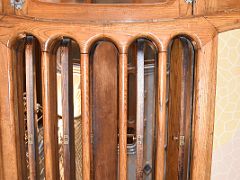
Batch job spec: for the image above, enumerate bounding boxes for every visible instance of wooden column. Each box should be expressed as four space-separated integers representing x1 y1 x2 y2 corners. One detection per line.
42 51 59 180
25 36 39 180
119 53 128 180
81 53 90 180
191 36 218 180
60 39 75 180
155 51 167 180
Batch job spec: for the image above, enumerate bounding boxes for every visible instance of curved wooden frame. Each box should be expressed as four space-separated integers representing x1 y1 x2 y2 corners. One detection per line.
0 0 240 179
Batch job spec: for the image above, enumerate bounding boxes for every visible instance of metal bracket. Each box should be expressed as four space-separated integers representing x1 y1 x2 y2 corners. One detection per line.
185 0 194 4
10 0 25 10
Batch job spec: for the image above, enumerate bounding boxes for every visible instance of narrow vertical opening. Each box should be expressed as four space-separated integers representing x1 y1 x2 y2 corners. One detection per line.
54 38 81 180
165 36 195 180
14 35 45 179
127 38 158 180
90 40 119 180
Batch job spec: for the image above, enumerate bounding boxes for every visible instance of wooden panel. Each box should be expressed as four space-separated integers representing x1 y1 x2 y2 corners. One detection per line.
166 38 183 180
60 39 75 180
136 39 144 180
0 39 19 180
155 51 167 180
166 38 194 180
42 51 59 180
191 35 218 180
26 0 179 22
91 41 118 180
119 53 128 180
25 36 39 180
16 41 28 180
81 53 91 180
194 0 240 15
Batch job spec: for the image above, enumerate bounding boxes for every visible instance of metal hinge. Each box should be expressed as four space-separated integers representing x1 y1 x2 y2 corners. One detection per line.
10 0 25 10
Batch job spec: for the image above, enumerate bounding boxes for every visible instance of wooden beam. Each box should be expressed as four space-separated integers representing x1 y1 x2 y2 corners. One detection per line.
119 53 128 180
80 53 91 180
25 36 39 180
155 51 167 180
42 51 59 180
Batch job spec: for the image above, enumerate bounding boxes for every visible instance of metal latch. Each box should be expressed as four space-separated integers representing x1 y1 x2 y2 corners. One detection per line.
10 0 25 10
179 136 185 146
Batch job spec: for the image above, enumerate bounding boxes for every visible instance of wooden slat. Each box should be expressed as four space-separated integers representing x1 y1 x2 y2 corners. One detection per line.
119 53 128 180
91 42 118 180
155 51 167 180
80 53 90 180
136 39 145 180
178 38 194 180
42 51 59 180
25 36 39 180
166 39 183 180
60 39 75 180
16 41 28 180
165 38 195 180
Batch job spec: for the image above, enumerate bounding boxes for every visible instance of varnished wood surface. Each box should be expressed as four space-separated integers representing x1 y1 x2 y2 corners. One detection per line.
15 40 28 180
119 53 128 180
0 1 238 179
91 41 118 180
42 51 59 180
81 54 91 180
25 36 39 180
191 35 218 180
155 51 167 180
166 37 194 180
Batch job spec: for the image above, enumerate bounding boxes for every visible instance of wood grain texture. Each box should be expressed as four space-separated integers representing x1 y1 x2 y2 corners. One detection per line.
91 41 118 180
60 39 76 180
81 53 91 180
194 0 240 15
191 35 218 180
0 42 21 180
119 53 128 180
0 2 236 178
155 51 167 180
25 36 40 180
42 51 59 180
26 0 178 22
166 37 194 180
15 40 28 180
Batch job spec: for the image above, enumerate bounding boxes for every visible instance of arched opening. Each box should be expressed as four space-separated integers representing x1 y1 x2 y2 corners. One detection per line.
165 36 195 180
13 35 44 180
90 40 119 180
127 38 158 180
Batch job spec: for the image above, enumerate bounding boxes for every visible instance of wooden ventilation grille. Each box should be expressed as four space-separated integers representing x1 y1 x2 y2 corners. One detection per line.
13 35 195 180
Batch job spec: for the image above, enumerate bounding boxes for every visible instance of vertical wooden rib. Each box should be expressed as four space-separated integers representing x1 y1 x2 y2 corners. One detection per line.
119 53 128 180
136 40 145 180
60 39 75 180
42 51 59 180
15 41 28 180
81 53 90 180
25 36 39 180
155 51 167 180
92 42 118 180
